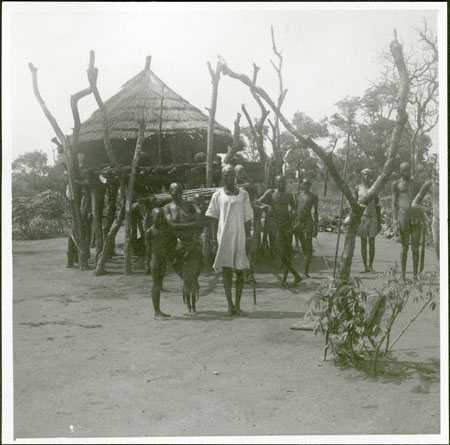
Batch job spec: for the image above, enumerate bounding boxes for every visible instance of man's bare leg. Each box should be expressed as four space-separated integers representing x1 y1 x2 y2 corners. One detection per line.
281 267 289 288
152 282 171 320
399 227 409 281
411 224 422 279
291 267 302 286
360 237 369 273
368 237 376 272
222 267 235 317
234 270 248 316
152 260 170 319
303 235 313 278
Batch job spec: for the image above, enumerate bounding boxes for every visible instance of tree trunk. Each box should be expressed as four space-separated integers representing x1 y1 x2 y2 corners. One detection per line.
95 199 125 276
124 122 145 274
206 62 221 187
91 182 105 261
104 181 118 258
220 32 409 280
337 210 362 281
323 170 329 197
28 62 90 270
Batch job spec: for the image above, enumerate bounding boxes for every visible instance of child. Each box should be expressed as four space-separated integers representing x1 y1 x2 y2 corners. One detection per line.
146 207 176 320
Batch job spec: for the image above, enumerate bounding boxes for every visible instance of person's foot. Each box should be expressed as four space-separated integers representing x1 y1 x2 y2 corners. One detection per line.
233 307 249 317
66 264 74 268
189 309 198 316
281 280 289 288
291 275 303 287
154 311 171 320
368 266 376 273
360 267 369 274
224 306 235 317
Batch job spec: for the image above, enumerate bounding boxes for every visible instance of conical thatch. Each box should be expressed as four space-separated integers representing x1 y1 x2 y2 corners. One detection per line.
78 59 231 144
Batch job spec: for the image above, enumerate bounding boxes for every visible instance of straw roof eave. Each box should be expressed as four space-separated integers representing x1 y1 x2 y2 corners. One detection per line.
75 67 232 146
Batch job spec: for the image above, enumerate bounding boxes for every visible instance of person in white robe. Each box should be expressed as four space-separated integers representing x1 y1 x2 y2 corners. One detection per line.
206 165 253 316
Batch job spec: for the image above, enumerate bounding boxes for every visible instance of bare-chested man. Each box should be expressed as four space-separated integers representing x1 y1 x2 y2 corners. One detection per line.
355 168 381 273
146 208 175 320
164 183 204 315
392 162 423 280
412 170 439 261
294 178 319 278
257 175 302 288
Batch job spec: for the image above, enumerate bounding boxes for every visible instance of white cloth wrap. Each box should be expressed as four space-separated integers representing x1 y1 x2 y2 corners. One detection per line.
206 188 253 270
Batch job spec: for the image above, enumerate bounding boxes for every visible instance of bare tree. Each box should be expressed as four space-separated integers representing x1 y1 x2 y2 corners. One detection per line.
206 61 222 187
268 26 287 160
220 31 410 280
86 50 128 276
241 63 270 165
377 18 438 176
29 61 91 270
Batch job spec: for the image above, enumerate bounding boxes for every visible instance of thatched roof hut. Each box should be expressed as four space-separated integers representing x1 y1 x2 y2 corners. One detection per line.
78 56 232 169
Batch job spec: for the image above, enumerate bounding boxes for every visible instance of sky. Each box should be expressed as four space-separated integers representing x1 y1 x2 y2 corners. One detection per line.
2 2 443 163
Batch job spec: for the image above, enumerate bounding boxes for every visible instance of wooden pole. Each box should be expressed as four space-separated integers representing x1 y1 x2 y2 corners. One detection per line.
332 119 352 278
124 121 146 274
28 62 91 270
91 178 105 262
206 62 221 187
87 50 127 276
158 84 165 165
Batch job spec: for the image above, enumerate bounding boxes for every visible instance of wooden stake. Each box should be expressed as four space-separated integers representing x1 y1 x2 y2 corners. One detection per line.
124 121 146 274
206 61 221 187
158 84 165 165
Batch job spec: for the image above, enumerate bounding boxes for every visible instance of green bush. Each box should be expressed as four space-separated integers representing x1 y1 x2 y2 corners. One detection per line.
12 190 71 240
308 268 438 374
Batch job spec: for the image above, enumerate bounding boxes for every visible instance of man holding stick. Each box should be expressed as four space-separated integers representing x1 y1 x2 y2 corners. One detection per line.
256 174 302 288
206 165 253 317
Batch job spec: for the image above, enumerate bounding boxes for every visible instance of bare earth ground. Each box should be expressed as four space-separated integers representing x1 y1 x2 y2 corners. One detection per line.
12 233 440 438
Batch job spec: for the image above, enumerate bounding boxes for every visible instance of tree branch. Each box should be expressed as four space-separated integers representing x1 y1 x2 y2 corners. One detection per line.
360 34 410 205
220 62 359 211
29 63 67 145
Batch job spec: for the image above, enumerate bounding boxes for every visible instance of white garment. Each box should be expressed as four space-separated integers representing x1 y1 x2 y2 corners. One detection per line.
206 188 253 270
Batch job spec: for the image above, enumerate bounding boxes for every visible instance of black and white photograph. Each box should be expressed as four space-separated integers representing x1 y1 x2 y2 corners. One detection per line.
2 2 448 444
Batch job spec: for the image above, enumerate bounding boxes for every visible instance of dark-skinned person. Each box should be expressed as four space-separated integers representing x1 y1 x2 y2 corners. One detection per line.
256 174 302 288
206 165 253 317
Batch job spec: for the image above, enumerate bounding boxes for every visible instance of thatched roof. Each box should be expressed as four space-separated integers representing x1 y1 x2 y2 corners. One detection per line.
77 57 231 144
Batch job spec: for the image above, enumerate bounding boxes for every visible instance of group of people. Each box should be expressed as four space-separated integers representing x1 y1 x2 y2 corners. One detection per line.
145 163 321 320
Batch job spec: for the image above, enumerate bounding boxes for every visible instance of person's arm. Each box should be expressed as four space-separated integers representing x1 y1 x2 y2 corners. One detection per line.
255 190 273 211
412 180 432 212
392 182 399 232
164 202 200 229
210 217 219 240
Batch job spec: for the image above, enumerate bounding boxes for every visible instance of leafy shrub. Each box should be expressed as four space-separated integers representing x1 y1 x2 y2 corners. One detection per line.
12 190 71 240
308 268 438 373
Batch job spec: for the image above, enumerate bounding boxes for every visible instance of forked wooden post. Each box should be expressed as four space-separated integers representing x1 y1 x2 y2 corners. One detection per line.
124 121 146 274
206 61 221 187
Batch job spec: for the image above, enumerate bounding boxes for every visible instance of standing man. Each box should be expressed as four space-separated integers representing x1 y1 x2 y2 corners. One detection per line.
355 168 382 273
392 162 423 280
206 165 253 317
164 183 204 315
146 208 174 320
412 170 439 261
256 175 302 288
295 178 319 278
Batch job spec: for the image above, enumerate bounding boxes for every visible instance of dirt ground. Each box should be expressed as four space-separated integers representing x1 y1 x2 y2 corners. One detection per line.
12 232 440 438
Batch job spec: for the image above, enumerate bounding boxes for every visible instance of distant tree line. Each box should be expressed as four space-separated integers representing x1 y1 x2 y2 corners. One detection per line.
12 150 70 240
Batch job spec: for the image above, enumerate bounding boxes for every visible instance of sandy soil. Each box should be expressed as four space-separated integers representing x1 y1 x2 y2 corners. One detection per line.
12 233 440 438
